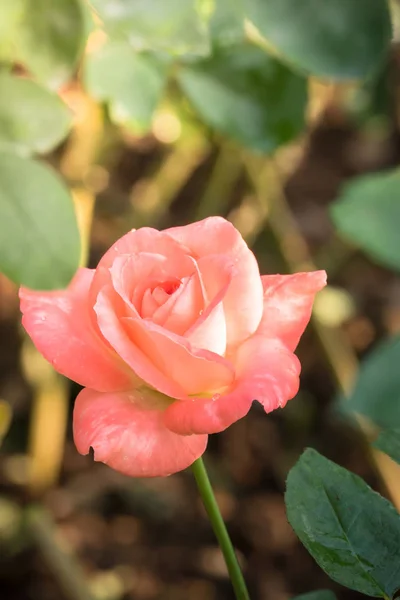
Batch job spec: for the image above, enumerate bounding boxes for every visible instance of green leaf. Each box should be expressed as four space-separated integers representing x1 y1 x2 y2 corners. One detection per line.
343 336 400 429
374 428 400 464
210 0 244 46
345 57 393 128
15 0 87 88
0 0 25 38
331 170 400 272
177 42 307 153
286 448 400 598
0 74 72 157
243 0 392 80
0 153 80 289
89 0 210 57
0 0 26 60
293 592 337 600
85 42 168 133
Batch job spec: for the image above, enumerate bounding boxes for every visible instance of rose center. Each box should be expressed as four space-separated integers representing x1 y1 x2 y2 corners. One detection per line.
152 279 180 305
157 280 180 296
140 278 182 319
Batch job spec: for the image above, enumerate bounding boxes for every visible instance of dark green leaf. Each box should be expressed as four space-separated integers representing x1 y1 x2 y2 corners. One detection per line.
374 428 400 464
345 57 393 128
243 0 392 80
0 153 80 289
331 170 400 272
89 0 210 57
0 74 72 156
15 0 87 88
343 336 400 429
286 448 400 598
293 592 337 600
85 42 168 133
177 42 307 153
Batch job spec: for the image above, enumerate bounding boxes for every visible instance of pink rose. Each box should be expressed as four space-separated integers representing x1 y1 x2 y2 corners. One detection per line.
20 217 326 477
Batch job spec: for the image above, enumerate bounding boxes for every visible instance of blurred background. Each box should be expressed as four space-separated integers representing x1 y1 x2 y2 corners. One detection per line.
1 1 400 598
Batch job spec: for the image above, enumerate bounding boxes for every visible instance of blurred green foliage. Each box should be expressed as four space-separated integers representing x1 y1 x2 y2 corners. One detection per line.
343 336 400 430
0 0 396 290
177 42 307 152
13 0 87 88
374 428 400 465
89 0 211 56
0 153 80 289
243 0 392 79
332 171 400 273
85 42 169 134
0 73 72 156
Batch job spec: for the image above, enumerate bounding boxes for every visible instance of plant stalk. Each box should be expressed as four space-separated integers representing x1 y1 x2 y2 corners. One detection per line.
191 457 250 600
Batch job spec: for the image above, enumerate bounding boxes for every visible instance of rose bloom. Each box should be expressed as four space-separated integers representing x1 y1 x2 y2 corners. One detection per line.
20 217 326 477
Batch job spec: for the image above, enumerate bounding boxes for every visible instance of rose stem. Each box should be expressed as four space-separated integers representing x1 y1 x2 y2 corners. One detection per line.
191 457 250 600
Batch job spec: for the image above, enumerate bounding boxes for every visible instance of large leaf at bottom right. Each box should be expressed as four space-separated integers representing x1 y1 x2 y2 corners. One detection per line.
294 592 337 600
373 428 400 465
285 448 400 598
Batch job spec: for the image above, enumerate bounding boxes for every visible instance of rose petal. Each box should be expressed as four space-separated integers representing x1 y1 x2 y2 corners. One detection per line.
186 301 226 355
141 287 160 319
258 271 327 351
98 227 187 269
90 228 189 304
123 318 235 395
184 255 233 355
163 336 300 435
152 268 205 335
95 287 188 398
95 276 234 397
165 217 263 346
110 253 197 319
73 388 207 477
19 269 134 392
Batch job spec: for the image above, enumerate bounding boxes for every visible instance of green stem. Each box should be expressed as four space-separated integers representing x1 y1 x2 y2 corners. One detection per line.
191 457 250 600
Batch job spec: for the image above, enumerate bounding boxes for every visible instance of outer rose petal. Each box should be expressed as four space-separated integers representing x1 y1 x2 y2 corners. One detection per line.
90 227 187 305
258 271 327 351
165 217 263 347
73 388 207 477
90 227 189 302
100 227 189 267
163 336 300 435
19 269 133 392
